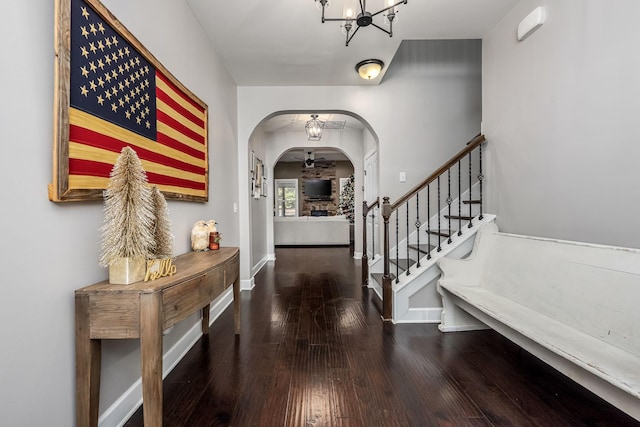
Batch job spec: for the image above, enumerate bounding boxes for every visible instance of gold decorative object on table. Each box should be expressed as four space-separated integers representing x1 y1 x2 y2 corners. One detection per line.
100 148 175 285
109 257 146 285
99 147 155 284
144 258 177 281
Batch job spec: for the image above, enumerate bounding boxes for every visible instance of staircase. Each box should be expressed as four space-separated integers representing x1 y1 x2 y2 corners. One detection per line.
363 134 493 323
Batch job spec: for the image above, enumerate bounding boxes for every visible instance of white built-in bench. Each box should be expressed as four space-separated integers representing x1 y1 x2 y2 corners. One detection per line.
437 222 640 421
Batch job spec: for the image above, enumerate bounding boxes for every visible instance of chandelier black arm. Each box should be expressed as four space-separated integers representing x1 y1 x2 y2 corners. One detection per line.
370 0 408 18
346 25 361 46
370 22 392 36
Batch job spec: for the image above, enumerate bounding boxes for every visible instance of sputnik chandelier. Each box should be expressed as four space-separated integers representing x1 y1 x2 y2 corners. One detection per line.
315 0 408 46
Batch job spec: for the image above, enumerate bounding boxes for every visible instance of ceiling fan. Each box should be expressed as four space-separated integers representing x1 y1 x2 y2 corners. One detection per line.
293 151 326 168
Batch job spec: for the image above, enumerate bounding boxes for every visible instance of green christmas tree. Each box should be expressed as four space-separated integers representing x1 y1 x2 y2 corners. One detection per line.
150 185 174 259
99 146 156 267
338 174 355 223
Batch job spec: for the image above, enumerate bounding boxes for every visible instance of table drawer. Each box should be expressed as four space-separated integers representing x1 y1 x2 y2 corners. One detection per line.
89 293 140 339
162 265 225 329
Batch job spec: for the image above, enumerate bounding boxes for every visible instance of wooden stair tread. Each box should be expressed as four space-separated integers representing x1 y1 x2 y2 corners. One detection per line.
445 215 474 220
427 229 452 237
390 258 417 271
408 243 436 254
463 199 482 204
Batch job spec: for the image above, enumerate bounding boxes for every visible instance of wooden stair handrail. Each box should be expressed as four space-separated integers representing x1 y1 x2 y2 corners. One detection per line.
390 134 485 211
365 197 379 214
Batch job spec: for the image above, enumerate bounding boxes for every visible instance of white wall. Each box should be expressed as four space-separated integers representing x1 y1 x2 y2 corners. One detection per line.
237 39 483 273
0 1 237 425
248 126 268 274
483 0 640 248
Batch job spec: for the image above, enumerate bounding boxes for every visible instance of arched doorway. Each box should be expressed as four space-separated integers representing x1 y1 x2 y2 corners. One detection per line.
244 110 379 282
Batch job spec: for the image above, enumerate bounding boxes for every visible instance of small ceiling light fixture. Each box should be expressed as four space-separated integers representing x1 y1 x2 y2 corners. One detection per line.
356 59 384 80
315 0 408 46
305 114 324 141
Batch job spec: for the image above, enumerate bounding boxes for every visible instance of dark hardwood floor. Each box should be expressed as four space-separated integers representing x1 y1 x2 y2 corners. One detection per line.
125 246 639 426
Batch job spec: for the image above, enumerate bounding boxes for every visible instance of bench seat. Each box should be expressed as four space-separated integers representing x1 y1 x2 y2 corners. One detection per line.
437 222 640 421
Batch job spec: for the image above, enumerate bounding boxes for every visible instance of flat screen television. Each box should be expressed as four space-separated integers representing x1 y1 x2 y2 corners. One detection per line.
305 179 332 199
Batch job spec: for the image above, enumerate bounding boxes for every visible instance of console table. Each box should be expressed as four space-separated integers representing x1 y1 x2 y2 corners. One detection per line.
75 248 240 427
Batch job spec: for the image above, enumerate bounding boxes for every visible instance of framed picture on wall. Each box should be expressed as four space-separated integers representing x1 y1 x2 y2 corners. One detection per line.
261 169 267 197
253 157 263 199
50 0 209 202
250 151 255 195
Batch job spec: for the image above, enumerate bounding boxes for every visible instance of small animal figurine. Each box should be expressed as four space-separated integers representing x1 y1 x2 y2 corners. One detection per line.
190 220 209 251
205 219 217 234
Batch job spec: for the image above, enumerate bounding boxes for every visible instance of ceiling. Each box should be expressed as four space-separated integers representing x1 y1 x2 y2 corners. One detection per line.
185 0 518 86
183 0 518 161
264 113 360 163
260 113 365 133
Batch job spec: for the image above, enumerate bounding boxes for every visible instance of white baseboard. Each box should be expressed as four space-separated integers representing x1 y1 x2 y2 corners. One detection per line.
98 288 234 427
251 256 267 277
394 308 443 324
241 277 255 291
353 251 363 260
267 252 276 261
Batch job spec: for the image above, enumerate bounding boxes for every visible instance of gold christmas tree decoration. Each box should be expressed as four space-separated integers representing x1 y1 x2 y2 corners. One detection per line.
99 147 156 284
150 185 174 259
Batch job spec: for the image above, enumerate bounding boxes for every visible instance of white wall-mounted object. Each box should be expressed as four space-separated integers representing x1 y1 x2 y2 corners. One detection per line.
517 7 545 41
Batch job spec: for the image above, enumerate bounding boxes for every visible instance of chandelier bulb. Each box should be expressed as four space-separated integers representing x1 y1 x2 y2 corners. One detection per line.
345 8 354 19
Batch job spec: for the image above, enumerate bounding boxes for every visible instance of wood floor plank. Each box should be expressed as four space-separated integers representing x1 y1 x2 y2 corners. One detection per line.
124 246 640 427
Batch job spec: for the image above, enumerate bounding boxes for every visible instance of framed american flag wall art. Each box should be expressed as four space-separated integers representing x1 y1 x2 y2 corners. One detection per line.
49 0 209 202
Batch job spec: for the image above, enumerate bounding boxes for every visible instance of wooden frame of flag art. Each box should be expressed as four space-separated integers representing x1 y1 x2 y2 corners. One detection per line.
49 0 209 202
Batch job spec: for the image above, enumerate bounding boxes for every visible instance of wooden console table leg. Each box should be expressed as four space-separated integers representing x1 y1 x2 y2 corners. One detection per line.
233 278 240 335
75 293 101 427
140 292 163 427
201 304 210 335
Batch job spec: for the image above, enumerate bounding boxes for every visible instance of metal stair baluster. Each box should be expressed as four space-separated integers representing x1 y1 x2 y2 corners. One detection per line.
479 144 484 221
458 160 462 236
415 192 421 268
427 184 431 260
395 211 399 283
405 201 410 276
468 151 473 229
437 176 442 252
447 169 452 244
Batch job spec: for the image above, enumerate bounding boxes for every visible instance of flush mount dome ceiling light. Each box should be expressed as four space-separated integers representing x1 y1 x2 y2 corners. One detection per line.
356 59 384 80
305 114 325 141
315 0 408 46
